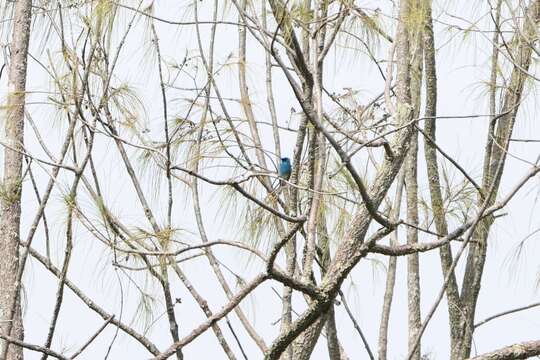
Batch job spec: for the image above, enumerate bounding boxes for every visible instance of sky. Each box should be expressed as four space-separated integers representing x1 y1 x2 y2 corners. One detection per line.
1 0 540 359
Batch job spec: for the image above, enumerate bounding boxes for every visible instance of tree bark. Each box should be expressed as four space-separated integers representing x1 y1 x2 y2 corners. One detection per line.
422 2 464 358
406 2 424 357
0 1 32 359
467 340 540 360
458 1 540 357
378 172 404 360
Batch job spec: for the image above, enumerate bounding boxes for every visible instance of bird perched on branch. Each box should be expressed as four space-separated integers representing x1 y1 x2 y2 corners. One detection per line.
279 157 292 183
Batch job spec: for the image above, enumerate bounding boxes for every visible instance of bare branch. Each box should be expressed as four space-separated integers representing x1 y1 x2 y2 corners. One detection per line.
467 340 540 360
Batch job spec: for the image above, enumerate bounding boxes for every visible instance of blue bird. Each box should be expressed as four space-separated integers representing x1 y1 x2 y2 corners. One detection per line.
279 157 292 182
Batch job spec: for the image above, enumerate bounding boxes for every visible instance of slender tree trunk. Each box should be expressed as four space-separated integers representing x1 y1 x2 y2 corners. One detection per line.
272 0 313 355
406 2 424 357
458 0 540 357
0 1 32 359
405 131 421 360
422 2 464 358
378 172 404 360
325 306 342 360
315 147 348 360
238 0 267 171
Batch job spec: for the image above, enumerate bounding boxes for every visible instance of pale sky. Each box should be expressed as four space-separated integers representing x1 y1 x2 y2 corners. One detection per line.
2 0 540 359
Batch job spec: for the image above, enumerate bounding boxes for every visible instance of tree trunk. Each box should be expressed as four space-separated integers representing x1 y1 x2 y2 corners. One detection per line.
406 2 424 357
0 1 32 359
457 0 540 357
378 172 404 360
422 1 464 357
